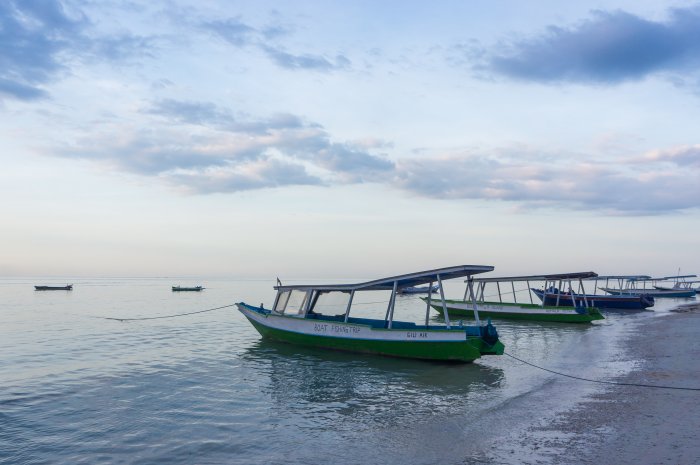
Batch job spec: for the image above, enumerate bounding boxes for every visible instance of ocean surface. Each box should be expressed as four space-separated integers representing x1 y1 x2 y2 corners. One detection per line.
0 277 691 465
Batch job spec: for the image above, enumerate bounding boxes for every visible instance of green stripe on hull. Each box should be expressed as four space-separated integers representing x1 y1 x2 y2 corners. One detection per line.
247 317 503 362
430 301 604 323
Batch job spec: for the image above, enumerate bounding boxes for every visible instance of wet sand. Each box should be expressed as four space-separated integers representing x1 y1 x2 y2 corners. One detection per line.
483 305 700 464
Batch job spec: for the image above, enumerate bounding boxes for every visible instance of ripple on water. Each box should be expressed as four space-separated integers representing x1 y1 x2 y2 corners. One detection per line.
1 277 685 464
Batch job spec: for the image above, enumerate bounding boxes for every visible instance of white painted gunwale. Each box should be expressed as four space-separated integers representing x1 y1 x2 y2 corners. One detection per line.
238 304 468 342
440 300 586 315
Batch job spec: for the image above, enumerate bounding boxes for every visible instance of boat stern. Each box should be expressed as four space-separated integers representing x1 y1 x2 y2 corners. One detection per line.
466 320 505 355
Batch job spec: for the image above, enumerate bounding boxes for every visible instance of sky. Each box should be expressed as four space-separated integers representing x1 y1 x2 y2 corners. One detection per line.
1 0 700 279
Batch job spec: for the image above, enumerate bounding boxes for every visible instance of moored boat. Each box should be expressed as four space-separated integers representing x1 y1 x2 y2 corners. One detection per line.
35 284 73 291
531 288 654 310
651 275 699 296
398 284 439 294
598 275 696 298
426 272 604 323
237 265 505 363
172 285 204 292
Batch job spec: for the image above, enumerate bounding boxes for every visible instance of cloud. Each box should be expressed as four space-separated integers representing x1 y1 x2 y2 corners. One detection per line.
90 34 160 61
472 6 700 84
200 16 351 72
392 149 700 215
261 46 351 71
52 101 700 213
643 144 700 168
147 99 235 127
0 1 164 102
200 18 257 47
168 158 324 193
146 99 306 135
0 0 84 101
58 99 393 192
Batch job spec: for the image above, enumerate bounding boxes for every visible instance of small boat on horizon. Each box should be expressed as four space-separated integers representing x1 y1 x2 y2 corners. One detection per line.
172 285 204 292
236 265 505 363
35 284 73 291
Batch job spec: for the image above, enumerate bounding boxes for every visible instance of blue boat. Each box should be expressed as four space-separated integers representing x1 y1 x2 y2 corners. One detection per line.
531 288 654 310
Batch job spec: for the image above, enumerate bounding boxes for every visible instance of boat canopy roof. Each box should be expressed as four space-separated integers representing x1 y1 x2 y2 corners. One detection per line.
469 271 597 284
655 274 697 280
274 265 494 292
589 275 652 280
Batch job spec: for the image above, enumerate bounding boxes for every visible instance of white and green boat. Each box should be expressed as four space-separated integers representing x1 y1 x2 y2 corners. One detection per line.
237 265 505 363
426 272 605 323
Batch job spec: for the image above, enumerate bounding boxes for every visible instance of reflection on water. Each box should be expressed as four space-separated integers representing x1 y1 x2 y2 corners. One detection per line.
242 339 504 429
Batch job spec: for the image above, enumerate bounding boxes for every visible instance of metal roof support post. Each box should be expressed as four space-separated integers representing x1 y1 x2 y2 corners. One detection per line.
425 281 433 327
437 274 451 329
580 278 589 307
344 290 355 323
555 280 562 306
527 280 533 304
478 282 485 301
511 281 517 303
540 280 547 307
496 282 503 303
303 290 313 315
467 277 481 325
463 284 469 302
387 281 398 329
272 291 281 312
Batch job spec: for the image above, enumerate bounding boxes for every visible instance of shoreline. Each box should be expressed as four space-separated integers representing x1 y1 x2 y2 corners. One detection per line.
483 304 700 464
574 306 700 464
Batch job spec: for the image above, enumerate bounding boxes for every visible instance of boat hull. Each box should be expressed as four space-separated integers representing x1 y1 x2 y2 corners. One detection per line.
531 289 654 310
428 299 604 323
172 286 203 292
237 303 503 362
600 287 695 299
34 285 72 291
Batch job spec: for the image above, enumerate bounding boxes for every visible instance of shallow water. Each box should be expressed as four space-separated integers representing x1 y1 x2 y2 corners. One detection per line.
0 277 691 464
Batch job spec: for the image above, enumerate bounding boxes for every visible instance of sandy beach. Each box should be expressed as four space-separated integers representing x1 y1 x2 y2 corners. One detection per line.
481 304 700 465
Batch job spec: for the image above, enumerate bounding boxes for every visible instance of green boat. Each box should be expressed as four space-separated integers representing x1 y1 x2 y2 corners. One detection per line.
237 265 505 363
425 272 605 323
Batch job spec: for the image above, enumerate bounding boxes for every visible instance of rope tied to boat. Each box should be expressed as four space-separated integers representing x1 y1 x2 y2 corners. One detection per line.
504 351 700 392
101 303 237 321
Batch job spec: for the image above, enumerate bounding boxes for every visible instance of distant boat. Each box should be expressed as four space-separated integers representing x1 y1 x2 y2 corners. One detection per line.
652 274 700 296
172 285 204 292
427 272 605 323
35 284 73 291
398 283 440 294
598 275 696 299
531 288 654 310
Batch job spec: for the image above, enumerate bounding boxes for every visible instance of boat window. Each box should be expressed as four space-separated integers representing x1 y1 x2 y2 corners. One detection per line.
313 291 352 316
274 291 291 312
275 290 309 315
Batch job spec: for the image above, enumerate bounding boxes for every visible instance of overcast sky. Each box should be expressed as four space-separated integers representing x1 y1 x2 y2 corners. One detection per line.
2 0 699 279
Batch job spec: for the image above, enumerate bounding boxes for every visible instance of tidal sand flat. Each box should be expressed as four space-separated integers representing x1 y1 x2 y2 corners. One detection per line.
472 305 700 464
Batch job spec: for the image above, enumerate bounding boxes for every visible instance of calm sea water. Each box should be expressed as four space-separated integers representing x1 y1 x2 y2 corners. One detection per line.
0 277 689 464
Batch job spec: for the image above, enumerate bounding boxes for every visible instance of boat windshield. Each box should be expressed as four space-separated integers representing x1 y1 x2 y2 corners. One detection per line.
274 289 312 316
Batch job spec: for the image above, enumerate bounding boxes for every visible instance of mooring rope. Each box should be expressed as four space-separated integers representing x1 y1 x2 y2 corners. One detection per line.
101 303 237 322
504 351 700 392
